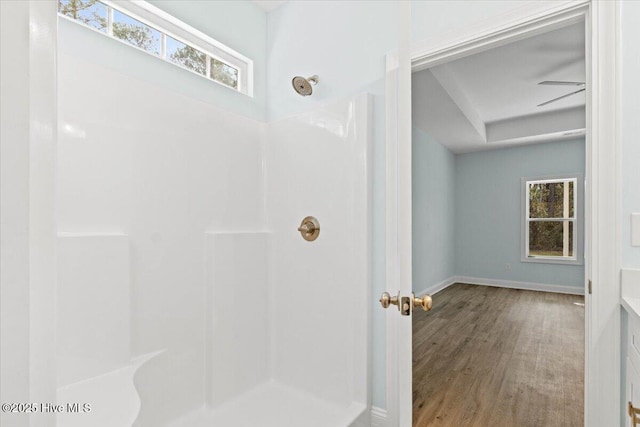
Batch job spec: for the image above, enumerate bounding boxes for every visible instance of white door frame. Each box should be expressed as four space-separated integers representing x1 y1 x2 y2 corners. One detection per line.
385 1 620 425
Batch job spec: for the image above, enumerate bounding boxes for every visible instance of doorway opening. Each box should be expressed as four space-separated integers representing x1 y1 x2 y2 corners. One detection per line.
411 19 586 426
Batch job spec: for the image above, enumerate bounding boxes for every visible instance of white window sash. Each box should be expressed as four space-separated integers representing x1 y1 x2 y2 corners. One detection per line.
523 177 580 261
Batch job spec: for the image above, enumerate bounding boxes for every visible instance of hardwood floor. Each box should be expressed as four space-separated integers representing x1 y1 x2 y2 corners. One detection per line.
413 283 584 427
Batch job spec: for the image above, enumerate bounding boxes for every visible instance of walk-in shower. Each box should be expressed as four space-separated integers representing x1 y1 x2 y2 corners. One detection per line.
53 8 369 427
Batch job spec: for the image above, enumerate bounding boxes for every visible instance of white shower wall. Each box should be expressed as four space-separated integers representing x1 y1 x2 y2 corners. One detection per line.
57 23 369 427
57 48 267 424
266 94 371 410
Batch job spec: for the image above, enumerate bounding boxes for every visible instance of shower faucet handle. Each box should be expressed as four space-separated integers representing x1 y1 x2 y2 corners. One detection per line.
297 216 320 241
298 222 316 233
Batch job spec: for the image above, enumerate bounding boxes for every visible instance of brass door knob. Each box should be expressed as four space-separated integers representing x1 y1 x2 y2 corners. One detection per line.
413 293 433 311
379 291 399 309
380 291 433 314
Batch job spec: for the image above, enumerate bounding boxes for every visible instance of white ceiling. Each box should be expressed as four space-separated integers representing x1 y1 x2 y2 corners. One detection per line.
251 1 287 13
412 21 586 153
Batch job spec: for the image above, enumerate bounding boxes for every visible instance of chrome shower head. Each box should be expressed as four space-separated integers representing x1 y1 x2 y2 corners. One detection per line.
292 75 319 96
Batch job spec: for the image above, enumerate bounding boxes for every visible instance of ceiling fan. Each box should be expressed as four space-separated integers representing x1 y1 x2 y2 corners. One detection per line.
537 81 586 107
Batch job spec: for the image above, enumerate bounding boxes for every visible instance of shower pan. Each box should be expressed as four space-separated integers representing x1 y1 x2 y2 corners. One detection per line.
55 20 371 426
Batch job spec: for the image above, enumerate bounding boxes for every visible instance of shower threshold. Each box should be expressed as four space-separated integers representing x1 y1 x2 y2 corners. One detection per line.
167 380 366 427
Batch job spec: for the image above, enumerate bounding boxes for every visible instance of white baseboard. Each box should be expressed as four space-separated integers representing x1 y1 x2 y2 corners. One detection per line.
414 275 457 297
370 406 387 427
454 275 584 295
415 275 584 297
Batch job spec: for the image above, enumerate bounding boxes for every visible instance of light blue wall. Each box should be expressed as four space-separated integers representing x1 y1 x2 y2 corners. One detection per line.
412 128 456 292
621 0 640 269
455 139 585 288
59 0 267 121
266 0 401 410
267 1 399 121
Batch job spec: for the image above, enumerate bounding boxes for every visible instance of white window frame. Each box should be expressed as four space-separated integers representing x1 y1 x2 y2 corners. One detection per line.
58 0 253 96
521 174 584 265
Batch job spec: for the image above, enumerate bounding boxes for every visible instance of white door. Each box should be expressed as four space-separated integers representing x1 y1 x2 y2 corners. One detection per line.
384 2 620 426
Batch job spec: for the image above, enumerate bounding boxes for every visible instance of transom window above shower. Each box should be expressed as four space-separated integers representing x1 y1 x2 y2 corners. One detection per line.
58 0 253 95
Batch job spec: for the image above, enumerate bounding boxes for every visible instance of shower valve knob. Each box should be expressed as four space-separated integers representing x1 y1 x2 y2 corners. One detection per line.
297 216 320 241
298 223 315 233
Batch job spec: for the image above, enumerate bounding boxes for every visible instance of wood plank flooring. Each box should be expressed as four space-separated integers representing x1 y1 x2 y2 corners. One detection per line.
413 283 584 427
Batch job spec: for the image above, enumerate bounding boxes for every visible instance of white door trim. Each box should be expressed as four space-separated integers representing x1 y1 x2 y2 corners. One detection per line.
384 2 413 426
411 1 590 72
385 1 620 426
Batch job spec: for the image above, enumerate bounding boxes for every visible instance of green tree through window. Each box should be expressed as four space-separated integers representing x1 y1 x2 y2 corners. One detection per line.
211 58 238 89
58 0 106 31
169 45 207 75
112 21 160 54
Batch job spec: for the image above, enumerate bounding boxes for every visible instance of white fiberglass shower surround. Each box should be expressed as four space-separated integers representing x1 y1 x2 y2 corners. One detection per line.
53 4 371 427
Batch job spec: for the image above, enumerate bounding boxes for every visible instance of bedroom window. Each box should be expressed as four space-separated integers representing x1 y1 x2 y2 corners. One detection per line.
58 0 251 95
522 176 583 265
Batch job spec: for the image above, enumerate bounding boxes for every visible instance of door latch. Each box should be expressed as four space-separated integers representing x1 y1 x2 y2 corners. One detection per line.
380 291 433 316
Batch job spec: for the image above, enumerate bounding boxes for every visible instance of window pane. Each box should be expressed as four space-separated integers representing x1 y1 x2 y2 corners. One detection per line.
58 0 107 32
112 10 161 55
210 58 238 89
528 181 574 219
569 180 575 218
529 220 574 257
166 37 206 75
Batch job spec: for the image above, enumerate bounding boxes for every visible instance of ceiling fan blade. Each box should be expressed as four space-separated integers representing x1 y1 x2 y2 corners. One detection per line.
537 88 586 107
538 80 585 86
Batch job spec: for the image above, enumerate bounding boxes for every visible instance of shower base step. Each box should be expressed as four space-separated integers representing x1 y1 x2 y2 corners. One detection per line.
168 380 365 427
